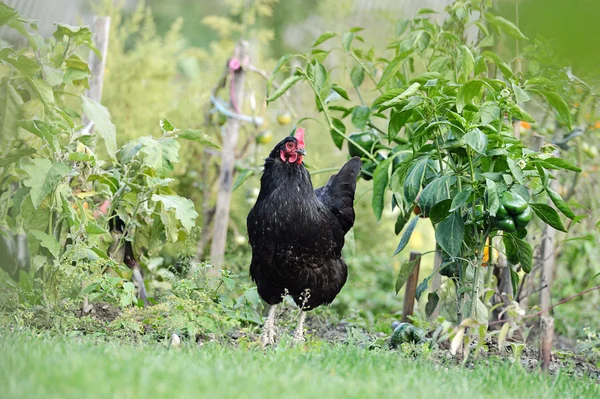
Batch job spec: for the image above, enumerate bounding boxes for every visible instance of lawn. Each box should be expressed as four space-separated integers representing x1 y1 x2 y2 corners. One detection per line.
1 333 598 399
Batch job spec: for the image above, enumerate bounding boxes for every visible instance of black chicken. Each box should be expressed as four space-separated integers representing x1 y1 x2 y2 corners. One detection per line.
247 128 361 345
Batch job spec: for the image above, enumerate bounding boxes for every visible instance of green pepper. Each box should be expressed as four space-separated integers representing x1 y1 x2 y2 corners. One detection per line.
360 160 376 181
0 228 18 278
514 206 532 228
390 322 426 348
348 131 378 158
494 217 517 233
496 203 508 219
501 192 528 214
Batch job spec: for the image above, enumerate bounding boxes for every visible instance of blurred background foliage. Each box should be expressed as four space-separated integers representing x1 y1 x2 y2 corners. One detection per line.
2 0 599 347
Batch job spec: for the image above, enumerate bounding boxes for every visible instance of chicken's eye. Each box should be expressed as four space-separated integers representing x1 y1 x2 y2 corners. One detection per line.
286 142 294 150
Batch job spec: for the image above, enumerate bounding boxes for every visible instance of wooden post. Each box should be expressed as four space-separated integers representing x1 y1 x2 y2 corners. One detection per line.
538 147 559 371
210 41 249 267
430 249 442 319
402 251 421 323
540 316 554 371
85 16 111 104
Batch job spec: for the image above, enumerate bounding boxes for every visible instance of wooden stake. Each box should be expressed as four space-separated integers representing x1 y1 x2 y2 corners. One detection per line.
210 41 249 267
402 251 421 323
540 316 554 371
430 249 442 319
85 16 111 104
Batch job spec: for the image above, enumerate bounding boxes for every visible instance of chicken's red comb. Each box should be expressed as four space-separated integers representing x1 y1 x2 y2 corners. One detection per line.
294 127 305 147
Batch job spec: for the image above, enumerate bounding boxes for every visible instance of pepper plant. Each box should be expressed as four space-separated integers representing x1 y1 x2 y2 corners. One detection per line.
266 0 582 323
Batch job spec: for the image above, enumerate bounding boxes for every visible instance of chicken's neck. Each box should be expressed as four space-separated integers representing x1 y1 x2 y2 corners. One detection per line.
257 158 315 201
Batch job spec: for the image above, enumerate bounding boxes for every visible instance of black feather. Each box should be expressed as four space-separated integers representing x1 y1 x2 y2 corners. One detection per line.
247 140 362 310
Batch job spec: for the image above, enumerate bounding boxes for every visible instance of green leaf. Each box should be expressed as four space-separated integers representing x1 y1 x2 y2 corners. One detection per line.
351 106 370 129
513 85 530 104
510 267 520 297
456 80 483 113
425 292 439 318
69 152 94 162
29 78 54 110
22 159 70 209
545 186 575 219
506 102 536 123
481 51 513 78
179 129 220 149
85 222 108 235
404 157 428 205
394 255 420 294
535 157 581 172
152 194 199 236
372 157 393 221
313 31 336 47
486 13 528 40
419 176 453 215
307 61 327 91
233 169 254 192
436 212 464 257
42 65 64 86
539 90 572 130
388 109 411 142
379 82 421 110
139 137 181 177
486 179 500 217
376 50 412 89
463 128 487 154
530 203 567 232
331 84 349 101
504 234 533 273
81 96 117 160
30 230 60 258
450 189 472 212
267 75 302 103
393 216 419 256
458 45 475 82
0 3 18 26
160 118 175 132
507 157 524 185
2 53 40 77
330 118 345 150
0 81 23 144
394 211 411 235
0 146 36 167
342 32 354 52
430 199 453 225
350 65 364 88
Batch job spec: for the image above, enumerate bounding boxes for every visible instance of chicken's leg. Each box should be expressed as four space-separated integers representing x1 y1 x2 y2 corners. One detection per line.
261 304 278 347
292 311 307 344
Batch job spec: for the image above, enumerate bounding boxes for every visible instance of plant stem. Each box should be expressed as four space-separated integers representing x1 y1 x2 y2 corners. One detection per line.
304 76 377 162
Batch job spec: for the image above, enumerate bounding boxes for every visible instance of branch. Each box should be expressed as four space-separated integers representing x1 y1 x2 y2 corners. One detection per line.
210 95 264 125
489 285 600 326
245 63 297 116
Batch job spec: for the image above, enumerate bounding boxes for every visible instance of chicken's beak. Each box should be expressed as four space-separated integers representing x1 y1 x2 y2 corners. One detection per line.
296 148 306 156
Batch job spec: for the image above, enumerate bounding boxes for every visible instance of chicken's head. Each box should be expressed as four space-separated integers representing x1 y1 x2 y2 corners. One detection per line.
269 128 306 164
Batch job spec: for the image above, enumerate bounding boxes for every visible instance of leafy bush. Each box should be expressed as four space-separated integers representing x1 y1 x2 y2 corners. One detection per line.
0 3 217 308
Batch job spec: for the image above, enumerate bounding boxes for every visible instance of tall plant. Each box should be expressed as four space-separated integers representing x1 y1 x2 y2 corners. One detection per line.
265 0 581 323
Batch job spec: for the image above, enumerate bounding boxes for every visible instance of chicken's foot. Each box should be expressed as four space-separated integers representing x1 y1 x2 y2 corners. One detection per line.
261 304 278 348
292 311 306 344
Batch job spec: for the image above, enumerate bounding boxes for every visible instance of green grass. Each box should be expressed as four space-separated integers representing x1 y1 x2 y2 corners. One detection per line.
0 333 598 399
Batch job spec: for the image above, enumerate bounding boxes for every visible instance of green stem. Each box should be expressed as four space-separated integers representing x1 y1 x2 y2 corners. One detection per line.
349 53 384 94
304 77 377 162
